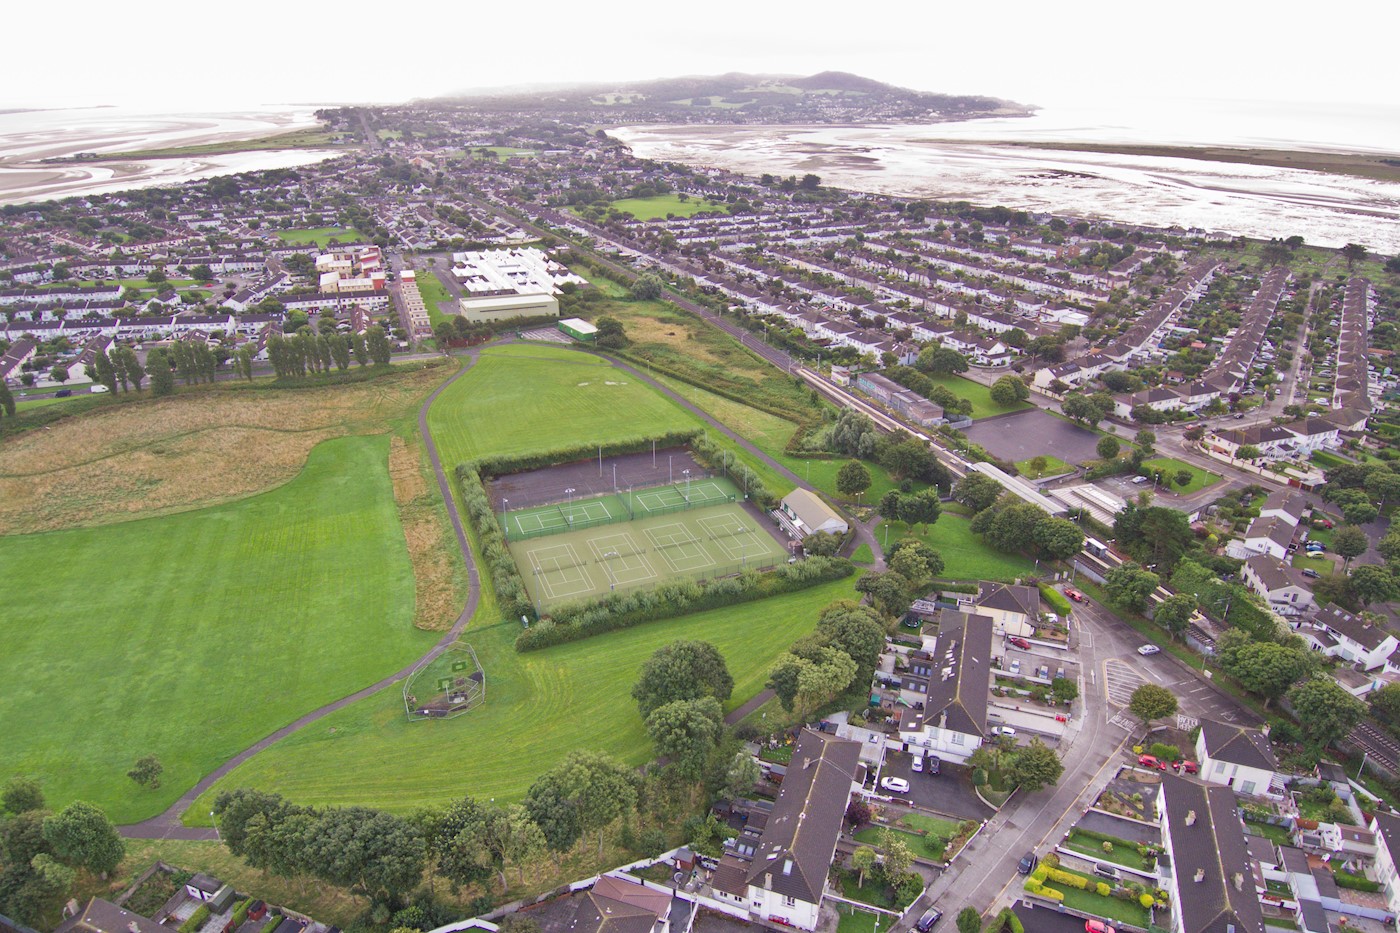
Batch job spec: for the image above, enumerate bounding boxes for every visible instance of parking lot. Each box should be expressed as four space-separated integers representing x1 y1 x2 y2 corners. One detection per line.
963 409 1104 464
997 645 1080 685
879 752 994 822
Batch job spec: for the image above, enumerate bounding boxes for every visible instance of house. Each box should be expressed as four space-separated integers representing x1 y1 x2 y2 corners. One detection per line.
54 900 166 933
1240 556 1316 618
1195 720 1283 798
522 874 673 933
1156 774 1267 933
707 729 863 930
1259 490 1308 528
778 489 848 537
1225 516 1295 561
1371 810 1400 919
1203 423 1299 460
973 582 1039 637
185 873 222 902
895 610 993 763
1298 605 1400 672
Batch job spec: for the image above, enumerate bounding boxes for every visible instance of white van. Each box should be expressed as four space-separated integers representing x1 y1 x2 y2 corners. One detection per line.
90 384 110 394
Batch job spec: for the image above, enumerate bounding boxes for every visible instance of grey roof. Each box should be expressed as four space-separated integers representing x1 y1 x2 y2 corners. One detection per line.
1260 489 1307 522
975 582 1039 619
1161 775 1266 933
1278 845 1311 874
1200 719 1278 771
1244 516 1296 549
1243 555 1310 594
742 729 862 905
53 900 166 933
1317 605 1393 652
910 610 993 737
1372 810 1400 870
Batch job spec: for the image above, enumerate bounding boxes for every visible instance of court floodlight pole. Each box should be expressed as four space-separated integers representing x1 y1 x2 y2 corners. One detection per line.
502 498 510 541
669 455 673 484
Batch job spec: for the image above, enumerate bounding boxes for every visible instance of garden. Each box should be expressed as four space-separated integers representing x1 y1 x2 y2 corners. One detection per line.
1062 829 1160 872
1024 857 1157 928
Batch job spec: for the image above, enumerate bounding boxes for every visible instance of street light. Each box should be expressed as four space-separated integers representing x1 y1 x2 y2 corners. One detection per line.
502 498 509 539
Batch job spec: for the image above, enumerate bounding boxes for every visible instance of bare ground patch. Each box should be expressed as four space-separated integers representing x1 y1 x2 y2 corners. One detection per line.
622 313 722 363
389 435 463 632
0 365 449 535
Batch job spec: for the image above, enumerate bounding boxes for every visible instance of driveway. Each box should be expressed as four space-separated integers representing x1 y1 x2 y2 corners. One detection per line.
882 753 993 822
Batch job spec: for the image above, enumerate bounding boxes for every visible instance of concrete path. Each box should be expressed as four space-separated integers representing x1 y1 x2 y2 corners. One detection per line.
119 353 484 840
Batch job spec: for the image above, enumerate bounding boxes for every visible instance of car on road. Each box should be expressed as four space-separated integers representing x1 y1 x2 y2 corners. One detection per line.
54 389 72 397
915 907 943 931
1018 852 1039 875
1136 644 1161 656
1085 921 1117 933
1173 759 1199 774
1008 636 1032 650
1064 588 1086 602
880 776 910 794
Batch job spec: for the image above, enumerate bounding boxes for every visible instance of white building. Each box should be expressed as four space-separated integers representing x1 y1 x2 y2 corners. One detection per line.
1157 774 1267 933
777 489 848 537
1240 556 1316 619
1196 720 1284 798
1297 605 1400 672
895 610 993 763
1371 810 1400 920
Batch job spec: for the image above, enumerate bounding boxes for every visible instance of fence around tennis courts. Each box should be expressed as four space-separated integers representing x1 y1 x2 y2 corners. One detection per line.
532 552 788 611
501 475 743 542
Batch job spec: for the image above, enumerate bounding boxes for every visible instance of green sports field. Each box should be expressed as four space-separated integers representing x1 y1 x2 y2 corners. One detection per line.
187 575 855 819
0 436 431 823
509 498 789 608
275 227 369 247
1142 457 1222 494
426 345 695 468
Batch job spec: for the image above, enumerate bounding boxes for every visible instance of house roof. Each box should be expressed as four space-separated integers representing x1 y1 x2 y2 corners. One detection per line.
1243 555 1311 594
781 488 844 532
1244 516 1295 549
912 610 993 737
1260 489 1307 522
975 582 1039 619
1200 719 1278 771
522 877 666 933
742 729 862 905
53 900 166 933
1317 605 1394 652
1161 775 1266 933
1373 810 1400 870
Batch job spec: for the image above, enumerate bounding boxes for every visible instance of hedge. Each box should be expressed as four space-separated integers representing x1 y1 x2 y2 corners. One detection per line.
1039 583 1072 616
1334 870 1382 892
1097 882 1112 897
178 906 210 933
472 430 702 478
690 435 780 511
1047 867 1088 890
456 465 534 621
1023 880 1064 902
517 555 854 650
230 899 252 931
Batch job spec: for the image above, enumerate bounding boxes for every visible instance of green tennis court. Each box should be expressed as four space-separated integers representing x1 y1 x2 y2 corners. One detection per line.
507 500 791 609
500 476 744 541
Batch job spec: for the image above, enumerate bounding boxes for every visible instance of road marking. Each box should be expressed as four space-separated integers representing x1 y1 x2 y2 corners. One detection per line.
1176 714 1199 731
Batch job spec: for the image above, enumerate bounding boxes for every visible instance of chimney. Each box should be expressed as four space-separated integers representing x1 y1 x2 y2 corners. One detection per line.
764 873 772 891
1186 810 1197 826
1233 872 1244 891
1194 868 1206 883
129 925 141 933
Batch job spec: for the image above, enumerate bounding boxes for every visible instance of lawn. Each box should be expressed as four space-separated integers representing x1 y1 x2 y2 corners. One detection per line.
1015 455 1072 480
426 344 696 469
835 906 881 933
1064 830 1153 870
852 543 875 565
774 452 914 506
0 435 430 823
1142 457 1222 494
925 374 1031 420
15 393 94 411
413 267 457 326
1041 866 1151 927
1291 552 1335 574
187 576 856 821
874 514 1036 582
275 227 368 247
597 194 730 221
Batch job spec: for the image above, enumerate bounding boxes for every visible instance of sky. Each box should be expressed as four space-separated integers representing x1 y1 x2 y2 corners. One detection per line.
4 0 1397 112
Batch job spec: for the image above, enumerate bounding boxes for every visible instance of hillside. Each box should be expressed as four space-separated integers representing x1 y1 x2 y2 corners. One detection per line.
438 71 1032 124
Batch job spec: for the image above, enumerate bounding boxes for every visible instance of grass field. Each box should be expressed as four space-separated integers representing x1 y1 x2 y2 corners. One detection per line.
276 227 369 247
105 128 344 159
874 514 1035 581
590 195 730 221
0 436 432 823
926 373 1032 420
15 394 94 411
1142 457 1222 494
426 344 695 468
1015 455 1072 479
509 498 789 608
187 575 856 821
413 267 457 326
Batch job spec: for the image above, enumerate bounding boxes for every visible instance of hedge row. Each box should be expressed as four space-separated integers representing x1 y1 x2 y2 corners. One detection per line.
473 431 701 478
516 556 854 651
1046 867 1088 889
690 435 779 511
1023 879 1065 902
456 465 534 620
613 349 812 427
1335 869 1381 892
229 899 252 931
1039 583 1072 616
178 906 210 933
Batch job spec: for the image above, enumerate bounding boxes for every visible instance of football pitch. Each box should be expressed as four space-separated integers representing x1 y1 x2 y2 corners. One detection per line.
507 501 790 608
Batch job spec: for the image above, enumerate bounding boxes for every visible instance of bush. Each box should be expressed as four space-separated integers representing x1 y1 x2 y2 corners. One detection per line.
1102 841 1113 853
230 900 252 930
178 907 210 933
1139 893 1156 909
1047 867 1088 889
456 465 533 620
1023 881 1064 902
516 555 853 650
1039 584 1072 616
1096 882 1111 897
1334 869 1382 892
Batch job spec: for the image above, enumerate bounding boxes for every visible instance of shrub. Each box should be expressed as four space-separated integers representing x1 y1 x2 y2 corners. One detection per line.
1042 852 1060 869
971 767 988 786
1139 893 1156 909
1334 870 1381 892
178 907 210 933
1047 868 1088 889
1038 584 1072 616
1096 882 1111 897
1102 841 1114 853
1023 881 1064 903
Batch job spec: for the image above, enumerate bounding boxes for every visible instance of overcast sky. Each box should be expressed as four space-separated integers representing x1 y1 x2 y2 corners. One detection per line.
5 0 1396 112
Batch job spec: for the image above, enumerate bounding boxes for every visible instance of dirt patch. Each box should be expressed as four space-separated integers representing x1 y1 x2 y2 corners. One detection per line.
389 434 462 632
389 435 428 504
622 312 721 363
0 366 448 535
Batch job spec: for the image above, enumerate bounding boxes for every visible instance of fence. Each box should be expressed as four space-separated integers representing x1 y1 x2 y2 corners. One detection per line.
505 501 633 541
532 555 784 612
500 474 728 542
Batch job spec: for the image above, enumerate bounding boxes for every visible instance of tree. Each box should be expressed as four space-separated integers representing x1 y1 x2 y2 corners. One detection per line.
957 908 983 933
1341 243 1368 269
301 807 427 901
595 316 627 350
1129 684 1178 724
898 489 942 534
191 264 214 282
497 915 541 933
42 801 125 878
1289 677 1365 748
1061 391 1110 426
983 502 1049 554
1333 524 1369 570
629 274 664 301
855 569 913 617
1341 499 1380 526
916 345 969 376
850 846 876 886
1371 682 1400 724
767 654 807 713
0 380 13 420
366 324 392 365
645 697 723 779
1217 639 1315 707
1009 739 1064 792
989 375 1028 407
816 602 889 685
954 473 1003 513
8 852 75 926
148 348 175 397
525 751 636 857
1114 505 1194 575
799 173 821 191
836 460 872 501
794 647 858 718
1050 677 1079 704
2 776 44 814
49 363 69 384
1032 517 1085 560
1379 530 1400 564
1151 592 1197 641
719 751 762 801
127 755 163 789
92 350 118 394
632 640 734 718
1235 444 1262 461
1366 470 1400 508
1134 429 1156 455
1173 469 1193 489
878 828 914 877
1351 565 1399 607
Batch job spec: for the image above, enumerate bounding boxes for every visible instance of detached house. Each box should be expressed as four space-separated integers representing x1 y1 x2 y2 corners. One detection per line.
973 582 1040 637
707 730 863 930
1240 556 1316 618
896 610 993 763
1196 720 1283 798
1225 516 1295 561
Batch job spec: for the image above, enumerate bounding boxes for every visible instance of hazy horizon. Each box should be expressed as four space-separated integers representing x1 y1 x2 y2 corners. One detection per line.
4 0 1397 113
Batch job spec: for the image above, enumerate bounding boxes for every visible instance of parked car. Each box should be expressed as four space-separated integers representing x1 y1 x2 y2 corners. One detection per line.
915 908 943 932
993 725 1017 739
1086 919 1118 933
1180 760 1199 774
926 755 941 776
1138 754 1161 769
1302 568 1321 579
1009 660 1021 675
1038 665 1050 680
1018 852 1039 875
1055 667 1066 680
1064 588 1086 603
1008 636 1032 650
1094 864 1121 881
880 776 910 793
90 384 110 394
1137 644 1161 656
912 755 924 773
54 389 72 397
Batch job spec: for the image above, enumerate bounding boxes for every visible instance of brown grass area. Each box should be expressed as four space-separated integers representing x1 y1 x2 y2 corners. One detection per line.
389 435 462 632
622 311 722 363
0 366 448 535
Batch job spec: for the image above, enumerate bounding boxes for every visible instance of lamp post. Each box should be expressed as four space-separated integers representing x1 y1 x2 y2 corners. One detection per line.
502 498 509 540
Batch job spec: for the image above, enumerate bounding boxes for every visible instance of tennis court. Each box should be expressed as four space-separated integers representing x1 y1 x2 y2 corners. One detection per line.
500 476 744 541
508 501 791 609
